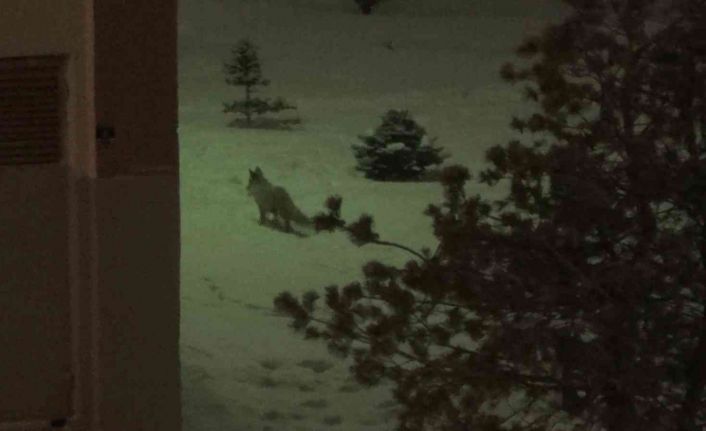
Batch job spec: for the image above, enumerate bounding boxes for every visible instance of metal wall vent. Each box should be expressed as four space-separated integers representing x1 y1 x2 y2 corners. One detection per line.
0 55 64 165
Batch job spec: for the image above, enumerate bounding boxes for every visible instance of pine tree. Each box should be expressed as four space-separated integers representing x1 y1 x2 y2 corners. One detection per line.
274 1 706 430
352 110 448 181
222 39 296 127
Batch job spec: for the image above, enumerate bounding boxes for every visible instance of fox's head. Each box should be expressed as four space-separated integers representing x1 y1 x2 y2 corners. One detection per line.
246 166 265 196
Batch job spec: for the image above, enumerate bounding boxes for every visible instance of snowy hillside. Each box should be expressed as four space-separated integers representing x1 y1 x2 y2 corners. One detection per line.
177 1 566 429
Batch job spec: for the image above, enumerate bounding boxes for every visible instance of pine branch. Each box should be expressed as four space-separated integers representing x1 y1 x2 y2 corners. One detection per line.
369 239 429 262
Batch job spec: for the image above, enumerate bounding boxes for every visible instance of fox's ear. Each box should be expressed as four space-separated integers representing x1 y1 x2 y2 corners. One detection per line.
255 166 263 175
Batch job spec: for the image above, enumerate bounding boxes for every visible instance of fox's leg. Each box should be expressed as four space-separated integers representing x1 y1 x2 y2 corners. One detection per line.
274 209 292 232
259 208 266 224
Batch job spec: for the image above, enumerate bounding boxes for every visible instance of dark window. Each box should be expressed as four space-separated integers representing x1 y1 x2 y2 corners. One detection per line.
0 55 65 165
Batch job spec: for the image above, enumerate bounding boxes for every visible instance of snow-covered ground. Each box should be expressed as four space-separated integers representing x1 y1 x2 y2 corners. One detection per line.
178 1 566 429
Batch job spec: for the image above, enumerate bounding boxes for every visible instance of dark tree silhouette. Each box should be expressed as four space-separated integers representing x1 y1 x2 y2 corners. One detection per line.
274 1 706 430
352 109 448 181
354 0 380 15
222 38 296 127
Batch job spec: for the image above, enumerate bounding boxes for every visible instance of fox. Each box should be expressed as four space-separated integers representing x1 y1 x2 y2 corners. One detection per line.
246 166 312 233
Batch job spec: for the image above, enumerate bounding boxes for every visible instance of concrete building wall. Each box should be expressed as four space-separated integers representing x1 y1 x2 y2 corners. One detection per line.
92 176 181 431
0 1 95 429
94 0 179 177
0 0 181 430
0 0 96 176
92 0 181 430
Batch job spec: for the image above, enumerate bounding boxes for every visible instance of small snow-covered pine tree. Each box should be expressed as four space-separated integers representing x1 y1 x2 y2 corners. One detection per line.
352 110 447 181
222 39 296 127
